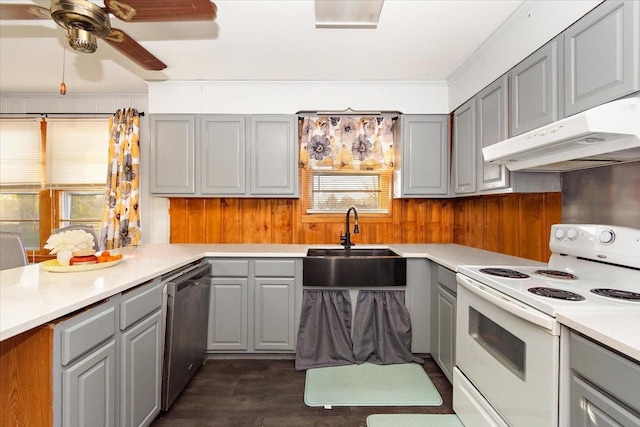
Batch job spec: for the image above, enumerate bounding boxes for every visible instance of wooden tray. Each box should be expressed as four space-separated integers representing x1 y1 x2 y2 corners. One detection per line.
40 258 123 273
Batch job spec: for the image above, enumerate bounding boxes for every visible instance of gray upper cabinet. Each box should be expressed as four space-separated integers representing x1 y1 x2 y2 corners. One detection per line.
150 115 196 194
393 115 450 197
510 38 561 136
151 114 299 197
201 115 246 195
453 98 477 195
564 0 640 116
477 75 509 191
249 115 299 196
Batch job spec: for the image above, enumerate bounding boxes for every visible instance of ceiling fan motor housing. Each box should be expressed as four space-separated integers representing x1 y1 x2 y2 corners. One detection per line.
50 0 111 53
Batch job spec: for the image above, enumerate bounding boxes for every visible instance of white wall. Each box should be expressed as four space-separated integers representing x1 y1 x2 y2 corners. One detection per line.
147 80 449 114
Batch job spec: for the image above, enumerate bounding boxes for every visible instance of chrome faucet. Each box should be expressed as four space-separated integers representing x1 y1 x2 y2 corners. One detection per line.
339 206 359 249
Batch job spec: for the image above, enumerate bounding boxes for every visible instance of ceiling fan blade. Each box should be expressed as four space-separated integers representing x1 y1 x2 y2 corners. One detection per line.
0 4 51 20
104 0 217 23
104 28 167 71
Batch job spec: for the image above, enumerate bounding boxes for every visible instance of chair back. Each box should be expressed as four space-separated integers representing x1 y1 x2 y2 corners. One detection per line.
0 231 28 271
52 225 99 251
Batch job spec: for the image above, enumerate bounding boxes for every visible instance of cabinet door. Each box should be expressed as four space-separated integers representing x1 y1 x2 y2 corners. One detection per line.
253 277 296 351
150 115 196 194
477 75 510 192
397 115 449 196
453 99 477 194
510 39 560 136
208 278 248 351
436 285 456 384
62 341 116 427
248 115 298 196
120 311 162 427
564 0 640 116
200 115 246 195
571 374 640 427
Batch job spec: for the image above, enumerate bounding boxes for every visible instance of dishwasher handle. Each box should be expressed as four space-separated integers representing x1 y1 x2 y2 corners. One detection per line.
167 263 211 294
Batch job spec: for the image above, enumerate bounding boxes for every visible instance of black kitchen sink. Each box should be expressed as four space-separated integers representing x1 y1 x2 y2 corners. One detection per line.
306 248 399 257
303 248 406 287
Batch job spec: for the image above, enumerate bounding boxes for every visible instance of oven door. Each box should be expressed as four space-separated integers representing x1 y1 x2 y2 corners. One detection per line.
455 273 560 427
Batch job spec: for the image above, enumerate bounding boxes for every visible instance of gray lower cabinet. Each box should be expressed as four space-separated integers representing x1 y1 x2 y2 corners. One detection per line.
430 265 456 384
569 330 640 426
405 259 431 353
453 98 477 195
393 115 450 197
564 0 640 116
53 279 163 427
118 281 163 427
476 75 509 192
207 258 301 353
151 114 298 197
510 37 561 136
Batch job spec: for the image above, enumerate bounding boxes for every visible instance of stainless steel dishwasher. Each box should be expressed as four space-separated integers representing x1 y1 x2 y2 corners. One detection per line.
161 262 211 410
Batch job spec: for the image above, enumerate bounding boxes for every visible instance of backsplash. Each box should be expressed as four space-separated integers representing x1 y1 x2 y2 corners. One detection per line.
561 162 640 228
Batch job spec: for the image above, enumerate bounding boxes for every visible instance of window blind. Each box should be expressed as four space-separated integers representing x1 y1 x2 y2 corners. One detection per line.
0 119 42 186
46 118 110 186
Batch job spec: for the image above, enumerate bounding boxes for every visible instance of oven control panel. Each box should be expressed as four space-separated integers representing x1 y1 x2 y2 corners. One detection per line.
550 224 640 268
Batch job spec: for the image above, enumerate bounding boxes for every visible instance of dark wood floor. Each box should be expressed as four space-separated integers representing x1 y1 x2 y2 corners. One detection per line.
151 357 454 427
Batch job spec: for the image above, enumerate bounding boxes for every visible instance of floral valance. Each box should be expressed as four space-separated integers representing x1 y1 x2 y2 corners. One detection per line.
300 116 395 170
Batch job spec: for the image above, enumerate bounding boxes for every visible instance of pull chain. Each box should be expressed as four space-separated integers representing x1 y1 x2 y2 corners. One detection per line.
59 43 67 95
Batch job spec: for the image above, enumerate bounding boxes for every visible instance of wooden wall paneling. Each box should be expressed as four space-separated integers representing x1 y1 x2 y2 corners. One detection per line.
500 194 521 257
519 194 545 261
168 198 188 243
272 200 294 244
0 326 53 426
452 198 467 246
186 198 207 242
468 197 486 250
484 196 503 253
203 198 223 242
221 199 244 243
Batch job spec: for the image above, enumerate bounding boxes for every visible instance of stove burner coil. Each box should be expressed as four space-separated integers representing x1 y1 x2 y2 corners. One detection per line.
534 270 578 280
528 287 585 301
591 289 640 301
479 268 530 279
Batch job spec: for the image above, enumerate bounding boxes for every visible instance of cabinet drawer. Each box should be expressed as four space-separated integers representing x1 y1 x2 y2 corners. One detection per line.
570 331 640 412
255 259 296 277
210 260 249 277
437 266 457 294
60 305 116 366
120 281 162 330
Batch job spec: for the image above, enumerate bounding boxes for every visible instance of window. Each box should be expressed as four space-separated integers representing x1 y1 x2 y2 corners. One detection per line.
299 115 395 215
60 191 104 233
0 117 109 253
0 192 40 249
306 170 391 213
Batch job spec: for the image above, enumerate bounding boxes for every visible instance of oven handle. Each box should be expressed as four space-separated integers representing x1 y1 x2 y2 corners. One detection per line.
457 273 560 336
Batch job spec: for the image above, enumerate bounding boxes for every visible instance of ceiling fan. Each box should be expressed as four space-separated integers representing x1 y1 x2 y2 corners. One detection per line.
0 0 218 71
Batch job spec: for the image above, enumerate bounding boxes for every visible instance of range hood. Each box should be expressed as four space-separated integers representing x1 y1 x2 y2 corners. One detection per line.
482 96 640 172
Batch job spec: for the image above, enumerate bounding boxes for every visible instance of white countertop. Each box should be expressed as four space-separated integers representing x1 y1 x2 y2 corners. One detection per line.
557 308 640 363
0 243 542 342
3 243 638 364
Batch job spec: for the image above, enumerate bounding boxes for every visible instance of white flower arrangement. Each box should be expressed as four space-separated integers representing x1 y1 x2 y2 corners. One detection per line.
44 229 95 254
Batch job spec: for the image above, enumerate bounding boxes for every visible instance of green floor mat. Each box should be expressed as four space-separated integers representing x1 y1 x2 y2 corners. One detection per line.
366 414 464 427
304 363 442 407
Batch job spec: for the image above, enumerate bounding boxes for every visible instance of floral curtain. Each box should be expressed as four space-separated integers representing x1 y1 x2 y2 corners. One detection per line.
100 108 141 250
299 116 395 170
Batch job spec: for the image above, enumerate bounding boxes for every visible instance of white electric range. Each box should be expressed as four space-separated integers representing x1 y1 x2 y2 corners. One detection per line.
453 224 640 427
